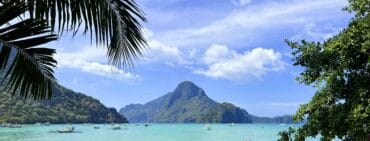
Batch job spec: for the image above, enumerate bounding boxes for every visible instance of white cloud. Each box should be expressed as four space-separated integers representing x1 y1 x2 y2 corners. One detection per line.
201 44 237 65
55 47 141 82
53 28 192 80
157 0 348 47
141 28 190 65
304 23 342 40
231 0 252 6
289 22 344 41
195 44 286 80
239 0 251 6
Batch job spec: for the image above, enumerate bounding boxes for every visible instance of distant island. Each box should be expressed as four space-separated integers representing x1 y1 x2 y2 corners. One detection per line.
120 81 293 123
0 81 293 124
0 86 127 124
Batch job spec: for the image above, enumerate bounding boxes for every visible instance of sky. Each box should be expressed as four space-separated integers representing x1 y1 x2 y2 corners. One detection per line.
48 0 352 117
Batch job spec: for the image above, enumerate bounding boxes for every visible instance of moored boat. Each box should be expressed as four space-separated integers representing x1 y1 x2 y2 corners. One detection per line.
204 124 211 130
112 124 121 130
57 126 75 133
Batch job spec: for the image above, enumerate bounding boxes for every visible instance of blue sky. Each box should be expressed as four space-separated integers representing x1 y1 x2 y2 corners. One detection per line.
48 0 352 117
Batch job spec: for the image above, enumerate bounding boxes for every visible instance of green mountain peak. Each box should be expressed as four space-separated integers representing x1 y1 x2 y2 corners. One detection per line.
120 81 293 123
120 81 251 123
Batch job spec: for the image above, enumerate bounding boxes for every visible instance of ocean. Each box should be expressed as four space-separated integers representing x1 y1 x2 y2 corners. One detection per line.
0 124 323 141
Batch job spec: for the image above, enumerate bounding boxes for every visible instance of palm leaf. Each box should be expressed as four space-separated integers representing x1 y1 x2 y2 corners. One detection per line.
7 0 147 68
0 2 58 100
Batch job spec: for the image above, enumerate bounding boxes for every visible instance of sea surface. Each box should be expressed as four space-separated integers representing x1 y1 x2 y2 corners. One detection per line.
0 124 325 141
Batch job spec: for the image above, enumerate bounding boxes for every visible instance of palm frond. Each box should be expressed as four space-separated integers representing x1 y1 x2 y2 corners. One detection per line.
0 2 58 100
12 0 147 68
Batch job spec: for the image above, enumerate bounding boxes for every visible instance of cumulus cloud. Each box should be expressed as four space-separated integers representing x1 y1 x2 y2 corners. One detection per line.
201 44 237 65
53 28 193 82
194 44 286 80
141 28 194 65
55 47 141 82
142 29 183 63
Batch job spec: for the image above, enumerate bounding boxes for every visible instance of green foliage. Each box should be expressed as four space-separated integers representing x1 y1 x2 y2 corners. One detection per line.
0 0 146 100
280 0 370 140
198 102 252 123
10 0 147 67
345 0 370 18
0 2 58 100
278 127 306 141
0 86 128 123
278 127 295 141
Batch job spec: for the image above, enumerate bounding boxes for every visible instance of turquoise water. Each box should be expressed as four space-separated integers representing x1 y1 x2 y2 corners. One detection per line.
0 124 321 141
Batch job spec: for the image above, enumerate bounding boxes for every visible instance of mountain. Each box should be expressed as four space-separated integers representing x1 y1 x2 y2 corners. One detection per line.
120 81 294 123
120 81 253 123
0 85 128 124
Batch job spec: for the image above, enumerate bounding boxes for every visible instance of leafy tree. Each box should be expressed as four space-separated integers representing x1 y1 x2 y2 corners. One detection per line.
279 0 370 140
0 85 128 123
0 0 146 99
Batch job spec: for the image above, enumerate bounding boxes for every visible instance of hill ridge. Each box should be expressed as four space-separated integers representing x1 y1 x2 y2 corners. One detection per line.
120 81 293 123
0 85 128 123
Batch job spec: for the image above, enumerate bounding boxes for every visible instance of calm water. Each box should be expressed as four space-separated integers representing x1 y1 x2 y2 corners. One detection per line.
0 124 322 141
